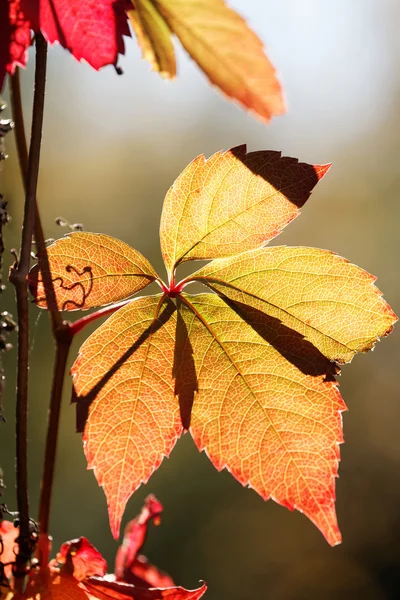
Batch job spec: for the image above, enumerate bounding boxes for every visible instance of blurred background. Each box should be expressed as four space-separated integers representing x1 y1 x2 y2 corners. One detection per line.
1 0 400 598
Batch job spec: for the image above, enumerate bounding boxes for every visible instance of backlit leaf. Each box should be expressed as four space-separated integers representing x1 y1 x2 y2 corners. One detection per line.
21 0 130 71
128 0 176 79
190 246 397 364
29 232 158 311
71 295 182 538
160 146 330 278
153 0 284 121
31 145 396 545
177 293 345 546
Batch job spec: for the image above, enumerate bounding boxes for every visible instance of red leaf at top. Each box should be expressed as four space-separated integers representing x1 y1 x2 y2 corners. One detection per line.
21 0 130 70
0 0 31 90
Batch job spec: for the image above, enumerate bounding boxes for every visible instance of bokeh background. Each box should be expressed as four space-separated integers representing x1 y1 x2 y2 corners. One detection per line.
1 0 400 598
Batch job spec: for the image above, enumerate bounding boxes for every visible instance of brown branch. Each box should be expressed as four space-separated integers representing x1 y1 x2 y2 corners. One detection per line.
9 32 48 587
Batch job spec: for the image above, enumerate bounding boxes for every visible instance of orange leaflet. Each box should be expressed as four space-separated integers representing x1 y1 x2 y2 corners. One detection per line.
30 146 397 544
71 296 182 538
29 233 158 311
159 145 330 279
177 293 345 546
153 0 284 121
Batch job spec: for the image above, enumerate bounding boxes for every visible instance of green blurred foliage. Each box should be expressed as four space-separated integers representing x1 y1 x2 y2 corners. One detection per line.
1 1 400 598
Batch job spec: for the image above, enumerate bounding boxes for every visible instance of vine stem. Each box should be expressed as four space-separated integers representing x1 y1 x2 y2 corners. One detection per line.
9 34 72 575
9 32 48 588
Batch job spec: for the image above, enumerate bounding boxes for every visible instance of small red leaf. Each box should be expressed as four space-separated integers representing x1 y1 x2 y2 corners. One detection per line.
21 0 130 70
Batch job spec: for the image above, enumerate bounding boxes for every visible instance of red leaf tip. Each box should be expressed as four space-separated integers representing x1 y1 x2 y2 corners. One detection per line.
315 163 332 180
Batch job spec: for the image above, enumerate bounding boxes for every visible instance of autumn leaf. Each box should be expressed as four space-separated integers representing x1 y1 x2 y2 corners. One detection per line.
176 293 344 545
189 246 396 364
159 145 330 279
71 296 182 538
152 0 284 121
29 233 158 311
22 0 130 70
128 0 176 79
31 146 397 544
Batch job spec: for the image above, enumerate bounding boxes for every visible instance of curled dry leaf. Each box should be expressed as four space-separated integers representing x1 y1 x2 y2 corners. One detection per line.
31 146 397 544
115 495 174 588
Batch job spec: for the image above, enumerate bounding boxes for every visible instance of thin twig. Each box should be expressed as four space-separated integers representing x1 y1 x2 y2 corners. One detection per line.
9 32 48 587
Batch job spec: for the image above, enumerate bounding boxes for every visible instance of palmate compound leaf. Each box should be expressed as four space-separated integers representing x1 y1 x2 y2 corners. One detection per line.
28 232 158 311
189 246 397 364
159 145 330 280
151 0 284 121
30 146 396 546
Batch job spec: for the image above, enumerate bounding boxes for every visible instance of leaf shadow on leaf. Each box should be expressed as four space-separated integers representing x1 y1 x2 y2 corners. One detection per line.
219 294 340 381
73 299 177 433
173 303 198 430
231 145 322 209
